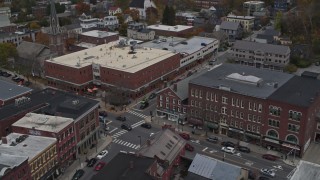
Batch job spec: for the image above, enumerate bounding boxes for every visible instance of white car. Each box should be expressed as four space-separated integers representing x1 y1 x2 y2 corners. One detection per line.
221 147 236 154
260 168 276 178
97 150 108 159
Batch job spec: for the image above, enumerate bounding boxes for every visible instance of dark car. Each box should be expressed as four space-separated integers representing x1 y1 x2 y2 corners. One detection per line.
206 136 218 143
116 116 126 121
148 93 157 99
99 111 108 117
140 102 149 109
185 143 194 152
121 123 132 131
238 146 251 153
87 158 97 167
262 154 278 161
221 141 235 148
72 169 85 180
24 81 32 87
179 133 190 140
1 71 11 77
141 123 152 129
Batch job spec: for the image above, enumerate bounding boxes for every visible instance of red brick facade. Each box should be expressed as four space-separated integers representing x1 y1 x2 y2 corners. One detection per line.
1 158 31 180
149 27 194 37
79 33 119 45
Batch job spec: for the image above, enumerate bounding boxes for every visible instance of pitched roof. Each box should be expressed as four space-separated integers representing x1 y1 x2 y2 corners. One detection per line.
187 154 242 180
63 23 81 30
109 6 120 11
16 41 49 60
91 153 154 180
232 40 290 55
138 129 186 164
129 0 144 8
0 80 32 102
220 21 240 31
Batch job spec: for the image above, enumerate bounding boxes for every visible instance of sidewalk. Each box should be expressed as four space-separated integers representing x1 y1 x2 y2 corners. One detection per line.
58 135 112 180
149 115 300 167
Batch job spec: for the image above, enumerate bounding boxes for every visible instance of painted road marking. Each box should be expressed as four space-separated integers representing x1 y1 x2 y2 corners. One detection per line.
202 147 208 151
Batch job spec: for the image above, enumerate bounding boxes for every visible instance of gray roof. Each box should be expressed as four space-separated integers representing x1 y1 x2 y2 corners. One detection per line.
188 154 242 180
256 34 274 43
16 41 49 60
0 14 12 28
91 153 154 180
63 23 81 30
0 154 28 178
0 88 99 121
189 64 293 99
220 21 240 31
138 129 186 164
268 76 320 107
142 36 218 55
232 40 290 55
263 28 280 36
290 160 320 180
0 133 56 161
0 80 32 101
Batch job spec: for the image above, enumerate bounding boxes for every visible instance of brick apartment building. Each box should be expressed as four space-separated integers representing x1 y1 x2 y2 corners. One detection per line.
231 40 290 71
147 25 194 37
0 88 100 156
0 154 31 180
12 113 76 168
45 41 181 98
0 133 57 179
79 30 119 45
187 64 320 157
0 80 32 106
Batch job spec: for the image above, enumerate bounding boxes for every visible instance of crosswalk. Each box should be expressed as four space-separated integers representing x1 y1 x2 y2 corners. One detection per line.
127 110 148 119
112 139 140 149
112 129 128 138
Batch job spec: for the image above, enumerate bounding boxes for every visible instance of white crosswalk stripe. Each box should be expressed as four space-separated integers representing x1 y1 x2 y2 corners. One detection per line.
127 110 148 119
131 120 146 128
112 130 128 138
112 139 139 149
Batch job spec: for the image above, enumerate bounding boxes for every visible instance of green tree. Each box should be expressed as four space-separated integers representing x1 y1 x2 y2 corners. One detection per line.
274 12 283 31
118 23 128 36
168 6 175 25
39 18 49 27
46 3 66 15
162 5 169 25
0 43 17 67
114 0 130 11
29 22 41 30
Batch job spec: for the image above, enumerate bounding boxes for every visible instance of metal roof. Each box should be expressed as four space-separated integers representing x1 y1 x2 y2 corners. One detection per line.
232 40 290 55
0 80 32 101
220 21 240 31
290 160 320 180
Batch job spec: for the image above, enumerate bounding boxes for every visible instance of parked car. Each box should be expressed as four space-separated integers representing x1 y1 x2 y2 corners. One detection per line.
99 111 108 117
221 147 236 154
141 123 152 129
116 116 126 121
221 141 235 148
185 143 194 152
97 150 108 159
1 72 11 77
87 158 97 167
179 133 190 140
238 146 251 153
206 136 218 143
95 162 106 171
262 154 278 161
208 59 216 65
260 168 275 178
24 81 32 87
71 169 85 180
140 101 149 109
121 123 132 131
148 93 157 99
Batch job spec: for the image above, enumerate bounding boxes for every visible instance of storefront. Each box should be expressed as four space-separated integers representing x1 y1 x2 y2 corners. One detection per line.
228 128 245 140
220 124 228 135
206 121 219 133
188 118 203 126
245 131 261 144
262 137 302 157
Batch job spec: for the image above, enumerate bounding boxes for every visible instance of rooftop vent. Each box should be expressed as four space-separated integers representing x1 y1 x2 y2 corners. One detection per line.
72 100 80 105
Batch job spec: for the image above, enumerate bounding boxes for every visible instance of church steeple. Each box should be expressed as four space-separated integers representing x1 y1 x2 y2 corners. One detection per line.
49 0 60 35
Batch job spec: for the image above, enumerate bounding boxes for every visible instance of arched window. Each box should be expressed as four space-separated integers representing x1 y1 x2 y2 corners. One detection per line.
286 135 298 144
267 129 279 138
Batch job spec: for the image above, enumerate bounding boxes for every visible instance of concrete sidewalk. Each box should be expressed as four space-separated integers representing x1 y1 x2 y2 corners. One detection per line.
58 135 112 180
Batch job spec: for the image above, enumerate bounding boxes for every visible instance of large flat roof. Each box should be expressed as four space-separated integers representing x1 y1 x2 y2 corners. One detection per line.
190 64 293 99
147 24 193 32
0 133 56 161
12 113 74 133
233 40 290 55
0 153 28 175
81 30 118 38
142 36 218 55
290 160 320 180
0 88 99 122
0 80 33 101
49 41 177 73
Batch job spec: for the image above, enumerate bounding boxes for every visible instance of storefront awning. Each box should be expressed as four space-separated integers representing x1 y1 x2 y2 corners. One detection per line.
229 128 244 134
282 143 300 151
207 122 219 129
188 118 203 126
245 132 261 139
264 137 280 144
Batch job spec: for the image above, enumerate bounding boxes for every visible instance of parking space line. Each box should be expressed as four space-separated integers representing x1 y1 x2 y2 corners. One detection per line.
109 127 118 133
202 147 208 152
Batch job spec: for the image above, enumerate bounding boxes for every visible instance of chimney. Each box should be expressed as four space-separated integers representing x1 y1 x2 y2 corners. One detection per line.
2 137 8 144
173 83 177 92
129 161 134 169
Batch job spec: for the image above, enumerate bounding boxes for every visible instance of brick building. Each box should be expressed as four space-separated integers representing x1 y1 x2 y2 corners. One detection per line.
0 154 31 180
0 133 57 179
32 6 47 19
0 80 32 106
194 0 222 9
147 24 194 37
187 64 320 157
12 113 76 168
45 41 180 98
79 30 119 45
0 88 100 156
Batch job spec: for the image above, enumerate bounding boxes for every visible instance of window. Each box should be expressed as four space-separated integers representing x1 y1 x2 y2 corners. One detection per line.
191 100 194 106
222 96 228 104
210 93 214 101
160 95 163 100
191 89 195 97
236 99 239 107
235 121 238 127
240 112 244 119
236 111 239 118
268 119 280 128
252 115 257 122
232 98 235 106
252 125 256 132
289 111 302 121
258 104 262 112
206 104 209 110
257 116 261 123
257 126 260 133
166 103 169 109
288 124 300 132
286 135 298 144
199 102 202 108
267 129 279 138
214 94 218 102
195 89 198 97
210 104 213 111
173 99 176 104
166 97 169 102
160 102 163 107
240 122 243 129
231 110 234 117
191 109 194 115
178 100 181 105
221 107 227 114
194 101 197 107
247 124 251 131
199 90 202 98
269 106 281 116
183 108 186 113
249 102 252 110
253 103 257 111
241 100 244 108
248 114 252 121
231 120 234 126
206 92 209 100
